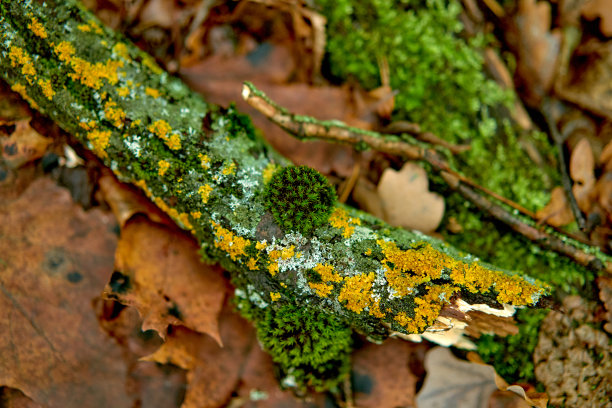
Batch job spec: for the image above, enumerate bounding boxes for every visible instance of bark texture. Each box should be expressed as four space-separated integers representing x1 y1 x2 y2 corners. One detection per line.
0 0 548 340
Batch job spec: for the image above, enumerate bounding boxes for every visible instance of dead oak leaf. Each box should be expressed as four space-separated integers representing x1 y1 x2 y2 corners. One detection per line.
536 186 575 227
143 305 255 408
0 120 51 169
570 138 596 213
416 347 548 408
581 0 612 37
0 177 132 408
377 162 444 233
104 216 226 344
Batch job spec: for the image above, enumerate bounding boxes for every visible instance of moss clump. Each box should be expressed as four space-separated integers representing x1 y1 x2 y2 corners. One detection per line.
236 297 353 392
263 165 336 235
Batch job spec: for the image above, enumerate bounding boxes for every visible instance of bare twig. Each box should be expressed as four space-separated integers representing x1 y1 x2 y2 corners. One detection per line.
243 82 612 276
542 100 588 231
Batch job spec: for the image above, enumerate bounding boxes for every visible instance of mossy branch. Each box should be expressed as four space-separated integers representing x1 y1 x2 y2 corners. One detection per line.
1 0 549 345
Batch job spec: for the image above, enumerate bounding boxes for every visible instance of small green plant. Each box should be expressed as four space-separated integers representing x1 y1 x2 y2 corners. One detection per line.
263 165 336 235
254 302 353 392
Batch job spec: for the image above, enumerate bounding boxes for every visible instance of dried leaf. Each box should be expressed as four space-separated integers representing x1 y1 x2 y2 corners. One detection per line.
377 162 444 233
536 186 575 227
143 305 255 408
570 138 596 213
351 339 419 408
510 0 561 105
581 0 612 37
416 347 547 408
104 216 227 344
0 177 133 407
599 139 612 173
0 120 51 169
0 388 44 408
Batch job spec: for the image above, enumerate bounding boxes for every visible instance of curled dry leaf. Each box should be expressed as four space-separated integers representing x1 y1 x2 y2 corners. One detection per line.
104 216 227 344
569 138 596 213
142 305 254 408
377 162 444 233
536 186 575 227
0 120 51 169
581 0 612 37
0 177 133 407
416 347 548 408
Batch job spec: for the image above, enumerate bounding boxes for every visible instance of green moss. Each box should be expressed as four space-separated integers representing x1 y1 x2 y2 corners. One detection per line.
476 308 547 384
235 297 353 392
263 165 337 236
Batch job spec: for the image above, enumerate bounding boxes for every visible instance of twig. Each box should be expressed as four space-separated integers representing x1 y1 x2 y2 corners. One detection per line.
338 162 360 203
382 121 472 154
542 100 588 231
243 82 612 276
243 81 536 219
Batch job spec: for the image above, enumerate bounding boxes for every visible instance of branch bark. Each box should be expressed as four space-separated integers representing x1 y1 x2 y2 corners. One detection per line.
1 0 549 340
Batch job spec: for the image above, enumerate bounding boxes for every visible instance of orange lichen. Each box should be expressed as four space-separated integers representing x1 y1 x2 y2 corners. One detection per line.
309 282 334 297
9 47 36 83
247 258 258 270
148 120 181 150
11 83 39 109
338 272 376 313
368 300 385 318
211 221 250 261
104 100 125 128
158 160 170 176
270 292 281 301
329 207 361 238
198 184 213 204
377 239 544 306
86 129 111 158
145 87 160 98
28 17 47 39
393 284 459 333
313 263 343 283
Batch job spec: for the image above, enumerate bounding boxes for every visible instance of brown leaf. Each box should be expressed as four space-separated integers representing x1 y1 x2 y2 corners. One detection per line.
0 388 44 408
143 304 255 408
0 177 133 407
104 216 226 344
599 139 612 173
98 170 172 228
570 138 596 213
0 120 51 169
352 339 419 408
417 348 547 408
536 186 575 227
598 276 612 334
509 0 561 105
377 162 445 233
581 0 612 37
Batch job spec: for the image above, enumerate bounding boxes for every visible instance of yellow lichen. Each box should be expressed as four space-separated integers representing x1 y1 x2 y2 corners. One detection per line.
9 47 36 83
54 41 75 62
148 120 181 150
177 213 193 230
309 282 334 297
79 120 97 131
112 43 130 59
134 179 152 197
393 284 459 333
270 292 281 301
191 211 201 219
256 241 267 250
198 184 213 204
77 24 91 32
280 245 295 260
198 153 211 170
104 100 125 128
368 300 385 318
37 79 54 100
211 221 250 261
222 162 236 175
338 272 376 313
262 163 278 183
329 207 361 238
28 17 47 39
117 87 130 97
143 55 164 75
145 87 160 98
87 129 111 158
313 263 343 283
158 160 170 176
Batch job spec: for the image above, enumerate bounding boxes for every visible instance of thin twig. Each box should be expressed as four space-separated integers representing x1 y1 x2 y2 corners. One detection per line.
242 81 612 276
542 99 587 231
243 81 536 219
